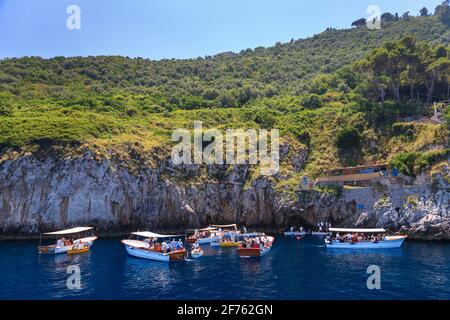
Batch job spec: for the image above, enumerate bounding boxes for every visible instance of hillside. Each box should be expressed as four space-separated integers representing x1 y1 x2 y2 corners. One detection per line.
0 13 449 181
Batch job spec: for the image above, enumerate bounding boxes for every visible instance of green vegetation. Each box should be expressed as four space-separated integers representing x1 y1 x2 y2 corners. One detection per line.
0 6 449 184
389 149 450 176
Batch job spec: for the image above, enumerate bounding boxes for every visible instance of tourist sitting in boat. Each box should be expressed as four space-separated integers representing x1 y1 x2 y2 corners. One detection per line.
176 239 183 250
64 238 73 246
161 241 168 253
57 237 64 248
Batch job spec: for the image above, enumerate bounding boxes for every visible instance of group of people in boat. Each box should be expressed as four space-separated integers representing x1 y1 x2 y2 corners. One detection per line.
328 232 385 243
239 236 272 249
56 237 86 250
143 237 185 253
317 221 332 232
289 226 306 233
56 237 75 248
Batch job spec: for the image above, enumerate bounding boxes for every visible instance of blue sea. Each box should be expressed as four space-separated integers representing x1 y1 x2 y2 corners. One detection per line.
0 236 449 300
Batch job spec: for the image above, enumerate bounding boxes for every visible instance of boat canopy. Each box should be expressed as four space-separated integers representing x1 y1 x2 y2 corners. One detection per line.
329 228 386 233
238 232 265 238
198 226 218 232
43 227 93 235
211 224 237 229
132 231 183 238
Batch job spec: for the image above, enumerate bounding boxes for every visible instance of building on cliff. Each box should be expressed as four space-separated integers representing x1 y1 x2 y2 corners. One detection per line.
315 163 393 187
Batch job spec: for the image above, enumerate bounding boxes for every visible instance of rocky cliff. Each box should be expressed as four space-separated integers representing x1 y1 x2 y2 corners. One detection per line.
0 148 449 240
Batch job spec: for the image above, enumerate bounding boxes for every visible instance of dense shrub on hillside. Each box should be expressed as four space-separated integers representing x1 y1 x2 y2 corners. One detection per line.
336 126 362 151
389 149 450 176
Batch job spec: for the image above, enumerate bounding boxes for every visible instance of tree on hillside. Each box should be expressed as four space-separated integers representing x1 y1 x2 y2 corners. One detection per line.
402 11 411 20
419 44 450 103
356 37 450 104
399 36 420 100
0 93 12 116
435 1 450 26
381 12 395 23
351 18 367 28
383 41 405 101
336 126 362 164
420 7 429 16
356 48 389 102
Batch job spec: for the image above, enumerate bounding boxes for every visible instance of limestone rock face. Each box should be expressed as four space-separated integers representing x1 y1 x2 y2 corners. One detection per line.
0 154 280 237
0 151 448 240
353 164 450 240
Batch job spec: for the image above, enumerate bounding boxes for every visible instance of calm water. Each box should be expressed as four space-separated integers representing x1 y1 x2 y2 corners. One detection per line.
0 236 449 300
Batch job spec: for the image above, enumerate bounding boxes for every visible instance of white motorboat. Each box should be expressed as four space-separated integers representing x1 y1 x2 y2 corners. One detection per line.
38 227 97 254
325 228 407 249
121 231 187 262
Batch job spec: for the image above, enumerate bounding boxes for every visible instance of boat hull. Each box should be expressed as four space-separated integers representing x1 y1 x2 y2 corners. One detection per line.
237 246 272 257
325 236 407 249
284 231 307 236
311 232 331 236
67 247 89 255
191 250 204 259
197 236 219 245
124 245 187 262
220 241 240 247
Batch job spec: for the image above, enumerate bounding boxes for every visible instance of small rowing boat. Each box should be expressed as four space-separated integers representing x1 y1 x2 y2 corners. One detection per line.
190 248 204 259
67 246 90 255
325 228 407 249
38 227 97 255
121 231 187 262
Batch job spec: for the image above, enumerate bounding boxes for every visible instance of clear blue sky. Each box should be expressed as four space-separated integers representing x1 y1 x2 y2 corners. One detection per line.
0 0 444 60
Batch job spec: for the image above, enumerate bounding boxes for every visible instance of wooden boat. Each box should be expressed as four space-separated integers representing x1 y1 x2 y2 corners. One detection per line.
67 246 90 255
38 227 97 254
186 226 219 245
219 241 240 247
325 228 407 249
211 224 238 237
121 231 187 262
236 235 274 258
